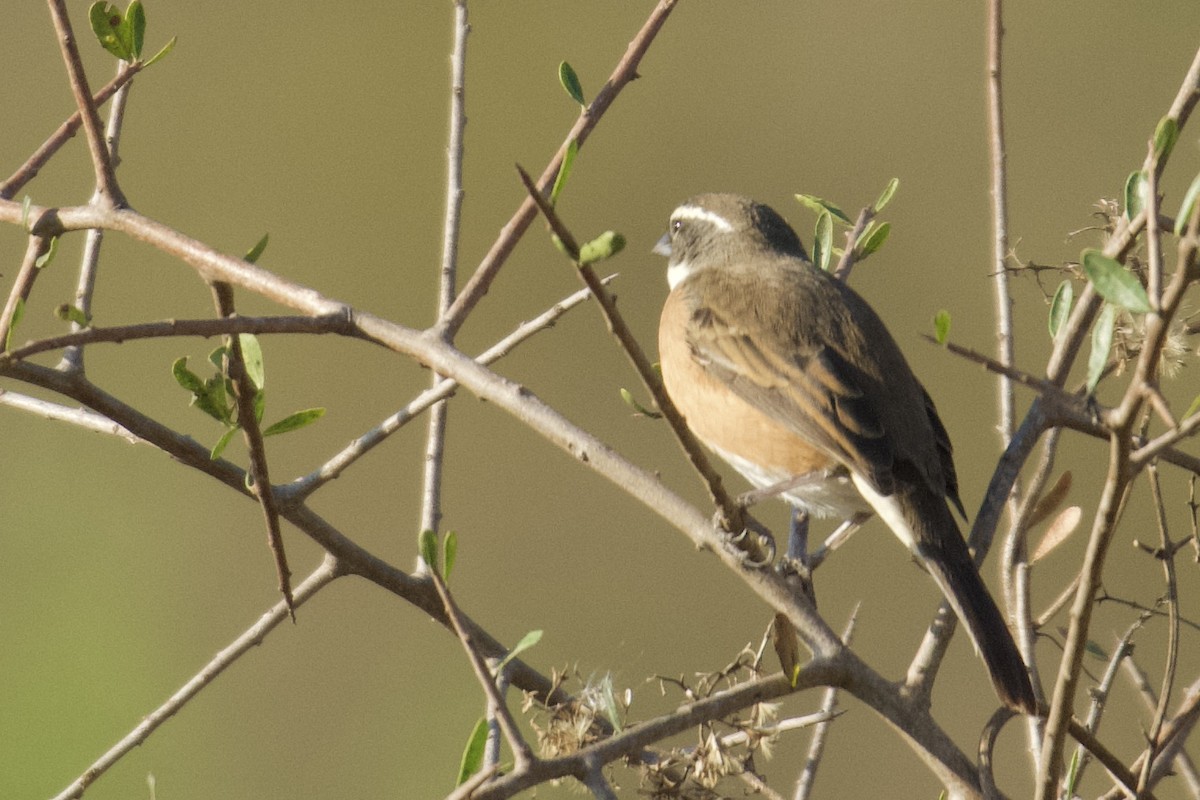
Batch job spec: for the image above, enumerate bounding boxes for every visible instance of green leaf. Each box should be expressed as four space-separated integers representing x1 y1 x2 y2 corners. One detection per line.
1065 749 1081 797
443 531 458 581
208 345 228 370
34 236 59 269
496 629 543 671
1183 392 1200 420
456 718 489 786
196 375 232 422
262 407 325 436
856 221 891 258
244 233 270 264
1086 302 1115 393
1124 170 1148 221
89 2 133 60
813 210 833 272
873 178 899 212
1080 249 1151 313
55 304 91 327
795 194 851 224
1049 280 1073 339
933 309 951 344
558 61 585 106
549 138 577 208
126 1 146 59
171 356 205 393
1175 172 1200 236
5 298 24 351
419 529 439 574
143 35 176 69
210 425 239 460
237 334 265 390
619 387 661 419
578 231 625 265
1153 116 1178 161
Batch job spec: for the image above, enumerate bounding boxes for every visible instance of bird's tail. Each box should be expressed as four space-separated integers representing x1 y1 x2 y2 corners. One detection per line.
903 485 1037 714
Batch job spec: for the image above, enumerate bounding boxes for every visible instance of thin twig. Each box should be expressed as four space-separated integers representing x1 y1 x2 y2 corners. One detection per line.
45 0 126 207
0 59 143 199
419 0 470 538
1121 657 1200 797
1069 618 1142 791
515 165 756 546
429 566 535 770
285 278 613 502
0 235 52 350
0 388 141 443
5 313 356 361
50 555 342 800
830 208 872 282
61 59 135 374
1137 463 1181 795
210 282 294 616
437 0 679 338
985 0 1017 451
793 607 858 800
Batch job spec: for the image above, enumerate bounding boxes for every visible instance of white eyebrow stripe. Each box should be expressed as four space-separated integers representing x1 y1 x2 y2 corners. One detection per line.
671 205 733 232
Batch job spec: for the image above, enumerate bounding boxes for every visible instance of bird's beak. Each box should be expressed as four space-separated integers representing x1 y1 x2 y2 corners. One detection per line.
652 232 672 257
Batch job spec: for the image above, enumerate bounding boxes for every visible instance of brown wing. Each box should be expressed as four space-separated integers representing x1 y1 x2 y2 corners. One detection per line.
683 281 899 497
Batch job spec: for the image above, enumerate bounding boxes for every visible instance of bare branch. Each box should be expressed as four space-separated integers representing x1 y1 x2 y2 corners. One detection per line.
50 556 342 800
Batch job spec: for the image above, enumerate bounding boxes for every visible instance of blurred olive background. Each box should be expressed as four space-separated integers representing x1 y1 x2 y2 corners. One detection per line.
4 2 1200 798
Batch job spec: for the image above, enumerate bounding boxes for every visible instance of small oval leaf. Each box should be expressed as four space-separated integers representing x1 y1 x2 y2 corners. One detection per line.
1031 506 1082 564
578 231 625 265
244 233 269 264
456 718 489 786
1124 170 1148 221
874 178 899 212
813 210 833 272
262 407 325 437
418 529 439 574
237 334 265 390
1081 250 1151 313
794 194 851 224
857 221 891 257
1153 116 1178 161
1175 172 1200 236
89 2 132 60
443 531 458 581
550 138 577 207
496 629 543 671
1087 302 1116 392
143 35 176 68
558 61 585 106
210 425 239 460
34 236 59 269
1049 280 1074 338
933 309 951 344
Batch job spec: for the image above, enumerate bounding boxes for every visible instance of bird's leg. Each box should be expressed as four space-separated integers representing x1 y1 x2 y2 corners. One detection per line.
713 508 777 568
776 509 817 607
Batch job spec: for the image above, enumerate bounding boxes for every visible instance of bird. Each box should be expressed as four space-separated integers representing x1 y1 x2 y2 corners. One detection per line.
654 193 1036 714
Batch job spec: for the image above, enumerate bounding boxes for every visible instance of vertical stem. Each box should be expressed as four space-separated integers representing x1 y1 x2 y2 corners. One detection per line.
419 0 469 538
62 62 134 374
985 0 1017 456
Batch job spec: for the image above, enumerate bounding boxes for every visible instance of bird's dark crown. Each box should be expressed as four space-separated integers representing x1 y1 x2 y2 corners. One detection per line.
661 194 808 270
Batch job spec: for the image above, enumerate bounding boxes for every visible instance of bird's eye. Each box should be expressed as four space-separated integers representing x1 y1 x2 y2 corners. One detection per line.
671 219 683 234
